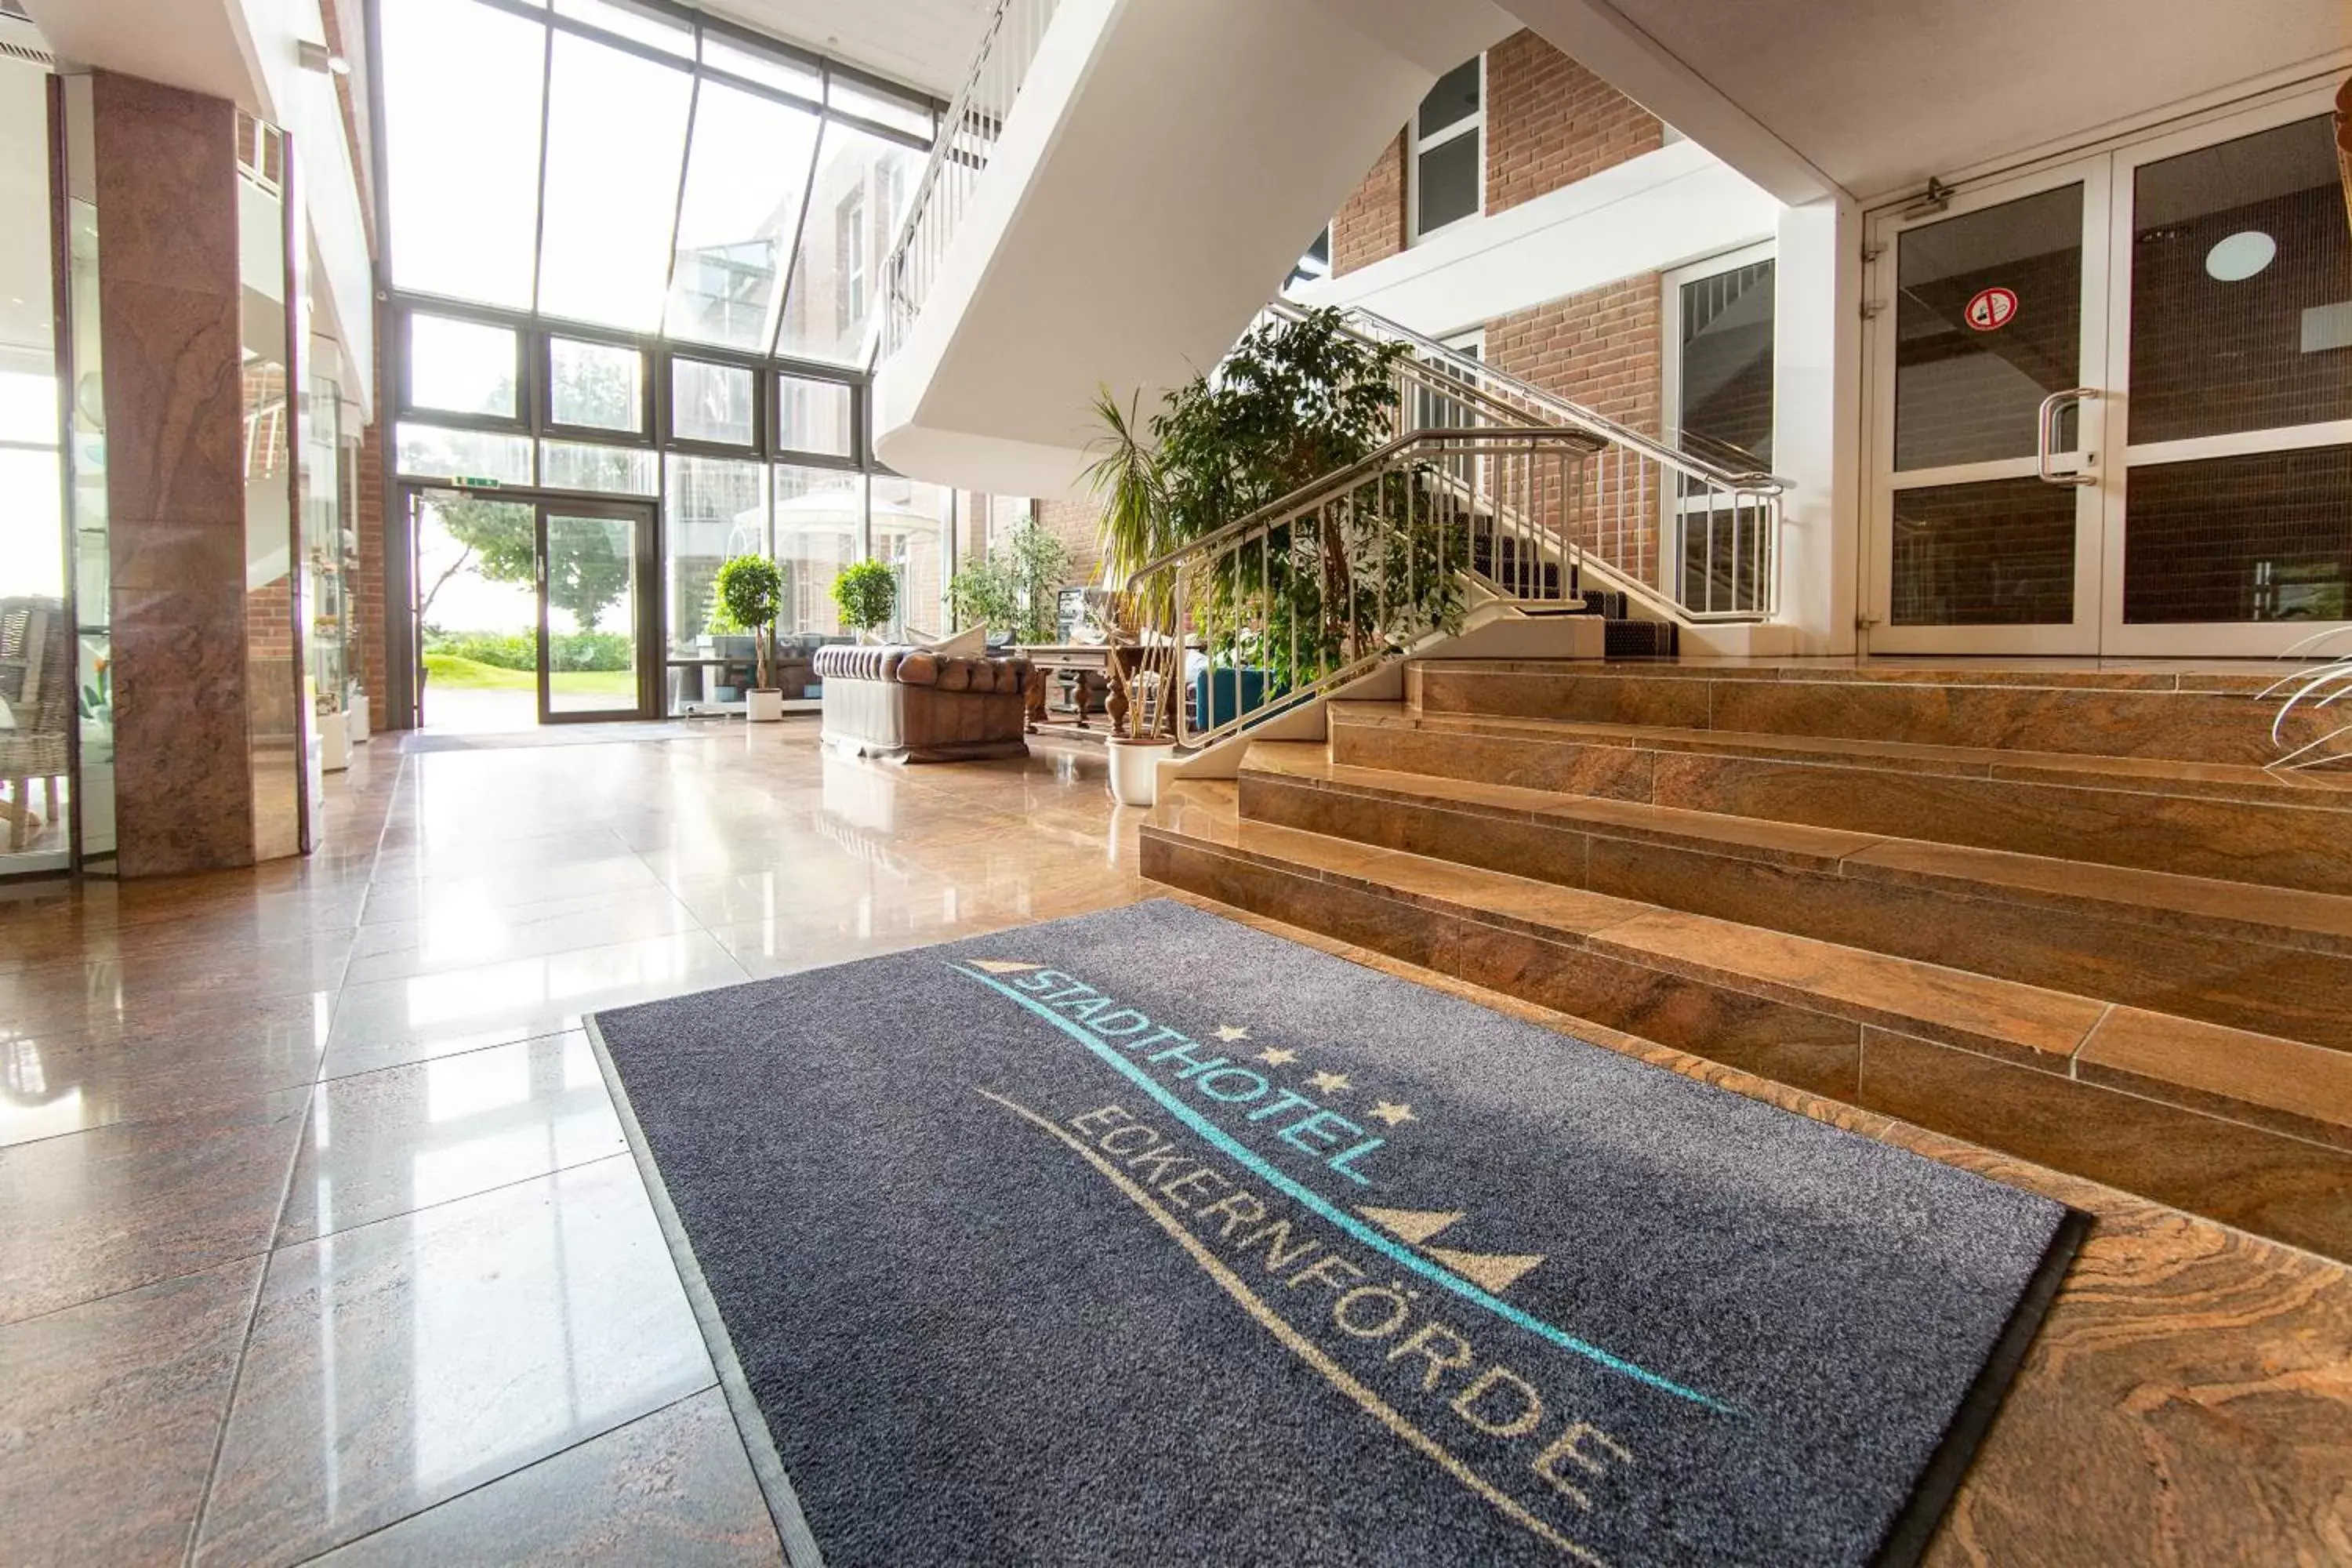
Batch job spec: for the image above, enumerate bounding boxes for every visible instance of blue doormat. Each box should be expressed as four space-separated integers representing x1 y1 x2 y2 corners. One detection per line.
589 900 2081 1566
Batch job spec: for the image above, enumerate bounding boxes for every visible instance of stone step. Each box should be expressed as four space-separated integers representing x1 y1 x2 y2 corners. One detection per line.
1325 702 2352 895
1141 783 2352 1265
1405 659 2315 766
1236 740 2352 1051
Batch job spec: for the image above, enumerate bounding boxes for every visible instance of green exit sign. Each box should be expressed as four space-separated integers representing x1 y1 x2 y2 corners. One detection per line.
451 475 503 490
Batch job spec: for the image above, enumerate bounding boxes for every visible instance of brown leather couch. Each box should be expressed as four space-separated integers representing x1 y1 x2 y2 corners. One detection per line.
813 644 1033 763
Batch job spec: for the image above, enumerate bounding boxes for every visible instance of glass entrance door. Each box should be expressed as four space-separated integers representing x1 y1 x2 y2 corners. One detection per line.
1866 86 2352 657
1867 162 2111 652
2097 102 2352 655
537 499 657 722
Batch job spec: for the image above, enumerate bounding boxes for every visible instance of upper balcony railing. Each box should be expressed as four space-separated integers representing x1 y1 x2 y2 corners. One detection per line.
875 0 1062 362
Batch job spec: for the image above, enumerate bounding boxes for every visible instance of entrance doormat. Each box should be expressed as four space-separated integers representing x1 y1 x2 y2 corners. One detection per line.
588 900 2084 1567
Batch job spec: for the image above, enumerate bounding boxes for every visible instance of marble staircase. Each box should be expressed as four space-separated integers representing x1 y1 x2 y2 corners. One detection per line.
1142 660 2352 1262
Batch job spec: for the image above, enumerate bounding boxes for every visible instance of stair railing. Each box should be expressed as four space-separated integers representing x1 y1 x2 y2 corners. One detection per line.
1124 424 1602 752
876 0 1062 362
1268 299 1787 622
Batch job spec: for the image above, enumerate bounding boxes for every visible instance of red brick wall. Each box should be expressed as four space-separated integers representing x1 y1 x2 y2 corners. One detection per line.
1330 34 1661 274
1332 132 1406 276
1487 274 1665 586
1485 31 1663 216
1036 496 1104 587
356 401 391 724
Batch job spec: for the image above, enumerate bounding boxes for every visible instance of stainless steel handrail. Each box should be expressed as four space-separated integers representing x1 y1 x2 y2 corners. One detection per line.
1268 298 1791 495
1125 426 1610 750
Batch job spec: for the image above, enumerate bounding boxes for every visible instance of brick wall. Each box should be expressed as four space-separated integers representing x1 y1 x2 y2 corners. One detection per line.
1332 132 1406 277
1036 496 1105 587
354 290 398 729
1485 31 1663 216
244 575 301 741
1488 274 1665 586
1330 34 1661 276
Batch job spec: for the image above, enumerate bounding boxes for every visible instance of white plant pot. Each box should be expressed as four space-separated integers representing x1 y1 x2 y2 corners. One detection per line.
1107 738 1175 807
318 709 352 771
746 688 786 723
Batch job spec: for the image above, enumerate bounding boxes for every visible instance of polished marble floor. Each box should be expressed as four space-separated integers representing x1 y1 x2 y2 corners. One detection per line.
1 717 2346 1566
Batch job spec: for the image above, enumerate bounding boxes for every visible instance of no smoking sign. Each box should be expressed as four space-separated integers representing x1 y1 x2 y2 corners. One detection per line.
1964 286 2019 332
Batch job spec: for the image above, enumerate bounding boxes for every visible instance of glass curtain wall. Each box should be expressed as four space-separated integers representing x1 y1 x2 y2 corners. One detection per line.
2 56 67 876
377 0 1027 721
238 116 307 858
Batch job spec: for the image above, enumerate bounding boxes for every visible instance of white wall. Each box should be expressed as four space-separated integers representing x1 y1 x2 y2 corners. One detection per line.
1769 195 1860 655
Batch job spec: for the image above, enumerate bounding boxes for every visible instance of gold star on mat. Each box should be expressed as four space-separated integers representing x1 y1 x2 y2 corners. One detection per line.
1213 1025 1250 1043
1368 1101 1416 1128
1306 1070 1353 1094
1255 1047 1298 1066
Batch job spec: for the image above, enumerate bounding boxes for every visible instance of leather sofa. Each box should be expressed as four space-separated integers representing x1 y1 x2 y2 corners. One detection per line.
813 644 1033 763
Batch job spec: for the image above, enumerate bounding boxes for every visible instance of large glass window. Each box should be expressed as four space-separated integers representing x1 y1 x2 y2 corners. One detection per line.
775 123 923 364
1412 58 1483 241
1668 252 1777 615
380 0 547 309
2 51 67 877
775 466 862 636
870 475 953 639
664 82 822 350
673 359 756 445
378 0 936 359
778 373 853 458
376 0 951 721
540 438 659 495
535 32 695 331
665 453 768 661
397 424 535 485
408 314 518 419
547 338 645 433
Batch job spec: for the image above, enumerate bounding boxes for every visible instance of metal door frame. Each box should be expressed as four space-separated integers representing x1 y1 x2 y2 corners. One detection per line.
535 495 662 724
1861 154 2114 654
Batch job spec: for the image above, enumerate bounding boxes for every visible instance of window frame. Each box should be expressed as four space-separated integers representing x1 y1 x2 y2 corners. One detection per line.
1407 54 1485 245
377 0 943 355
539 328 656 445
388 299 873 486
1661 239 1779 468
397 304 532 434
1661 239 1779 614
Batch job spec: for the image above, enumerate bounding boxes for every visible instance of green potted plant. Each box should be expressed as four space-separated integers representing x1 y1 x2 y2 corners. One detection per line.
714 554 786 721
832 558 898 644
1083 387 1177 805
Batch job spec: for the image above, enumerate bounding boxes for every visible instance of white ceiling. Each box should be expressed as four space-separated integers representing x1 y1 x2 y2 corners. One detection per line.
696 0 992 98
1509 0 2351 201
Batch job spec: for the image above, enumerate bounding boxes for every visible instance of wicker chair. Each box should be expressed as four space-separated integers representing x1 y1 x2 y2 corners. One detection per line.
0 597 71 852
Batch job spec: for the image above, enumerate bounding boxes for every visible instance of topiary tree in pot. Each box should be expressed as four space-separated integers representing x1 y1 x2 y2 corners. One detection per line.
713 554 786 721
831 559 898 644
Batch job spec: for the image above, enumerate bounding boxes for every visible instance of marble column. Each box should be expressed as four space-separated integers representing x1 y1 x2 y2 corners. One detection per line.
89 71 256 877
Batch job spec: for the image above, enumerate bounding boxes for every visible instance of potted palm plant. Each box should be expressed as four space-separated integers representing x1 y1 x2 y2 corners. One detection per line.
832 559 898 644
1085 387 1178 806
714 554 786 722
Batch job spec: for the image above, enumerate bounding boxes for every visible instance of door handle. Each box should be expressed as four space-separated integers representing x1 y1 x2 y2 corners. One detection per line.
2037 388 2100 486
